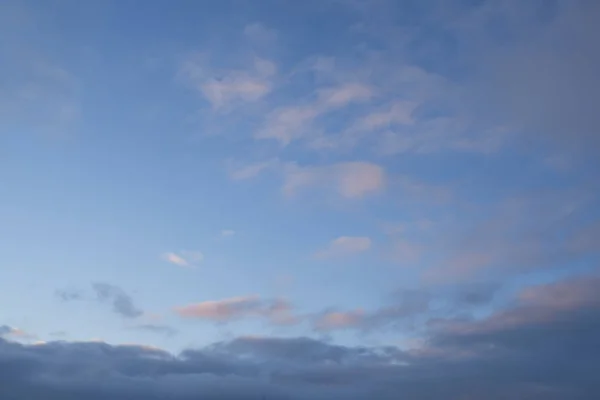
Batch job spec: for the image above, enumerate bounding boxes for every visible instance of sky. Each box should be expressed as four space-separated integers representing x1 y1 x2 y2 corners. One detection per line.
1 0 600 398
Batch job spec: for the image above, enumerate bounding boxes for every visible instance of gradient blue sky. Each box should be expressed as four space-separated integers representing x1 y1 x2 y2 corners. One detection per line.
1 0 599 362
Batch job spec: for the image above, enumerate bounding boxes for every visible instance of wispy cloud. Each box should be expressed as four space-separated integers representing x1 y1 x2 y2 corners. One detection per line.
255 82 374 145
180 53 276 111
315 236 372 259
283 161 385 198
175 296 298 325
92 283 143 319
55 288 84 302
228 159 386 200
423 187 594 283
162 251 204 268
220 229 236 238
313 309 366 331
1 58 80 137
227 158 278 180
311 290 431 333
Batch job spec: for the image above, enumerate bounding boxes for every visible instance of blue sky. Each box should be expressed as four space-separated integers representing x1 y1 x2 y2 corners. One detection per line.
1 2 600 397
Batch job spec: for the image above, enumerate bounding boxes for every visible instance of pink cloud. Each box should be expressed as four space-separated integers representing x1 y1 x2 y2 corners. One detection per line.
314 309 365 331
175 296 298 325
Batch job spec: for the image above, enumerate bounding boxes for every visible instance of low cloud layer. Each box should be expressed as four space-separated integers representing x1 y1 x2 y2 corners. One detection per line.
2 274 600 399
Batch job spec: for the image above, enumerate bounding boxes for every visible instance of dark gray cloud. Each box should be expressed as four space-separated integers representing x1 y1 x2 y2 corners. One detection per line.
0 325 31 340
453 281 500 305
55 288 84 302
0 325 12 336
92 283 143 319
57 283 143 319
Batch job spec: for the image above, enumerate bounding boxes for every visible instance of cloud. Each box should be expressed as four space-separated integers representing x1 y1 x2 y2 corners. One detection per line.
55 288 84 302
256 104 320 145
313 309 366 331
227 159 278 180
220 229 236 238
238 2 600 159
454 282 501 306
462 1 600 156
256 83 374 145
0 59 79 137
131 324 178 337
567 219 600 254
4 276 600 400
315 236 372 259
229 159 386 199
0 3 81 137
353 100 417 131
387 240 423 264
57 284 144 320
310 284 502 334
422 186 596 283
175 296 297 325
0 325 29 339
283 161 385 198
317 83 374 108
92 283 143 319
162 251 204 267
180 54 275 110
428 275 600 350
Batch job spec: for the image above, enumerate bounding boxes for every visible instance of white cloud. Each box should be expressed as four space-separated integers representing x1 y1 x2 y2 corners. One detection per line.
162 251 204 268
315 236 372 259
